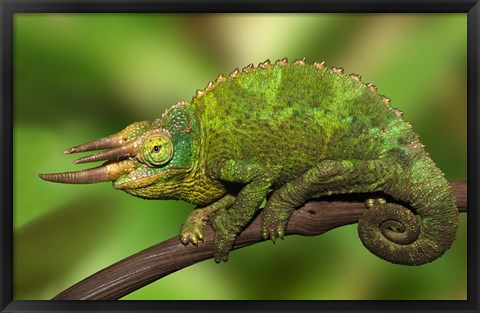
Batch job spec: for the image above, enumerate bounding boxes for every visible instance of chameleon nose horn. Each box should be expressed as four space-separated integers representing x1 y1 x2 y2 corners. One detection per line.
72 142 137 164
63 134 124 154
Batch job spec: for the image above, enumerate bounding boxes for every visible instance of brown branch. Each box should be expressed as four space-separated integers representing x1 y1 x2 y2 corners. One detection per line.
53 180 467 300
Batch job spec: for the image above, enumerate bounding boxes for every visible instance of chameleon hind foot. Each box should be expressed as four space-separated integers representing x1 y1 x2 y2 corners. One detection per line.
261 195 293 241
261 221 287 242
365 197 386 209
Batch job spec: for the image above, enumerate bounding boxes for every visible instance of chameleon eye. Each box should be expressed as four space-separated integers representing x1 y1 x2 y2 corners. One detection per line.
141 135 173 166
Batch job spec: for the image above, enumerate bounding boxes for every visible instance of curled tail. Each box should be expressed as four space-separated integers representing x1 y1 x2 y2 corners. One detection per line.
358 154 459 265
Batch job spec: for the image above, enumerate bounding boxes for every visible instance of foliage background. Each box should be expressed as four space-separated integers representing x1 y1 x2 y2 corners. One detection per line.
13 13 467 300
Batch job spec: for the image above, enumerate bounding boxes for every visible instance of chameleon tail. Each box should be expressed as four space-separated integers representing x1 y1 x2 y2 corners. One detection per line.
358 155 459 265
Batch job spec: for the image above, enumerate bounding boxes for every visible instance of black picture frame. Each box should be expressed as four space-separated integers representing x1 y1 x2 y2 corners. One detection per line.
1 0 479 312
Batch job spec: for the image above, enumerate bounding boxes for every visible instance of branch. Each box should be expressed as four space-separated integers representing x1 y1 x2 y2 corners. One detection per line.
53 181 467 300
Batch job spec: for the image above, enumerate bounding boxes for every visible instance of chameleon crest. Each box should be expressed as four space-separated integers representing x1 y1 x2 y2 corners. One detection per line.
40 58 458 265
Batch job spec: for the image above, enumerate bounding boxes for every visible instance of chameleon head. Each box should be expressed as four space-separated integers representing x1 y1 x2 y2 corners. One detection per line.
39 116 198 195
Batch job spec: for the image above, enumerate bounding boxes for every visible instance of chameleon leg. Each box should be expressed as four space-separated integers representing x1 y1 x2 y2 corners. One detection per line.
180 194 236 245
261 159 396 240
208 159 274 262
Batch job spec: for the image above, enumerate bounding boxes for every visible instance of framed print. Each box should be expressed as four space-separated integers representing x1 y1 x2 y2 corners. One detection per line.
1 1 478 312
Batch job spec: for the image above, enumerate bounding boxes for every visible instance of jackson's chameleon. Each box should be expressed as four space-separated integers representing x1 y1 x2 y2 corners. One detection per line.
40 58 458 265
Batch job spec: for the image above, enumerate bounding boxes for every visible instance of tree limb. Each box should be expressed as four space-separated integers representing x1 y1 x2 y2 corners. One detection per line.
52 180 467 300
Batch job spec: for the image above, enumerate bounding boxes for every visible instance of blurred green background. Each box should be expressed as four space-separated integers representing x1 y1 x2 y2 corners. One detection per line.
13 13 467 300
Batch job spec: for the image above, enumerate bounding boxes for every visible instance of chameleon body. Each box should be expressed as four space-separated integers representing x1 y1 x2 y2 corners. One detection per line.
40 58 458 265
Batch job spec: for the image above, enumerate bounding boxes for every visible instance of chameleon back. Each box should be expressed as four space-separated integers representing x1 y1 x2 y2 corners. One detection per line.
192 61 418 185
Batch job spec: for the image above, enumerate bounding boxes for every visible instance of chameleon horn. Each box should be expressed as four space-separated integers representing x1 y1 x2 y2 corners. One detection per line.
64 134 123 154
73 142 136 164
39 160 136 184
39 165 110 184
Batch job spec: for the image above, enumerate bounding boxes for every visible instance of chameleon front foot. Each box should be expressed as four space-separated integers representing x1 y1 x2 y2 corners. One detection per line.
180 214 205 245
180 211 237 260
180 195 236 246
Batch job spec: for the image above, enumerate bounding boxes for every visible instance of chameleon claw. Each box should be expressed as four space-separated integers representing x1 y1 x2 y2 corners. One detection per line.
267 227 285 242
270 236 277 243
181 234 196 246
180 235 189 245
214 254 229 263
261 230 269 240
365 197 387 209
213 244 231 262
191 236 199 245
277 228 285 239
180 227 203 246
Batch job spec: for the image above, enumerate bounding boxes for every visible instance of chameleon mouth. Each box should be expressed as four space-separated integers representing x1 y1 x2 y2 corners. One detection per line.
39 133 138 184
112 168 175 190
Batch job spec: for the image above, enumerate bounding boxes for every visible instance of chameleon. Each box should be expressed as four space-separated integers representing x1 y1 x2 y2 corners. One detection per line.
40 57 458 265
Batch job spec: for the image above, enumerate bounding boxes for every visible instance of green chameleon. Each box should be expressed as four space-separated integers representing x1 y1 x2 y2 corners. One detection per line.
40 58 458 265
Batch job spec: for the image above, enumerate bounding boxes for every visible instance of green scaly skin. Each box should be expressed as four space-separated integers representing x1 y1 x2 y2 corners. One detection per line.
40 58 458 265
